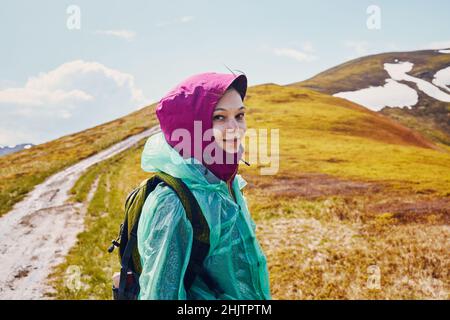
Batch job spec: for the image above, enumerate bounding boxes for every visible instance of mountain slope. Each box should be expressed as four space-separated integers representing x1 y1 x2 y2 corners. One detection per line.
242 84 449 194
287 49 450 146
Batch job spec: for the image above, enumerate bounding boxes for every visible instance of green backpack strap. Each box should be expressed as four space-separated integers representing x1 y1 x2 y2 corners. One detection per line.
153 172 220 294
122 171 223 296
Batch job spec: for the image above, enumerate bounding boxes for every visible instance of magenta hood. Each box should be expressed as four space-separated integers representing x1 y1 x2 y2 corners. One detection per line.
155 72 247 183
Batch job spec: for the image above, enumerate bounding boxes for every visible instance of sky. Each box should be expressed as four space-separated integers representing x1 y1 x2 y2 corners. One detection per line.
1 0 449 146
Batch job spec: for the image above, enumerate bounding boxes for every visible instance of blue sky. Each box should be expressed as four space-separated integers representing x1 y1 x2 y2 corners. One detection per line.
1 0 449 146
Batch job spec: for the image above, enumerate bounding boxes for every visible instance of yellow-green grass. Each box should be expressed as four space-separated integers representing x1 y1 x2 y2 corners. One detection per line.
381 107 450 146
48 141 449 299
258 204 449 299
47 83 449 299
240 84 450 196
0 104 158 217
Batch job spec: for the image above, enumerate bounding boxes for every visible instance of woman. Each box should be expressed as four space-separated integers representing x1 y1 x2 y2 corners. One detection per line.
137 72 271 300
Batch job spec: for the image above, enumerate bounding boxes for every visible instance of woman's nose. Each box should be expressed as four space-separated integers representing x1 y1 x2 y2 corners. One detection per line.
225 118 239 131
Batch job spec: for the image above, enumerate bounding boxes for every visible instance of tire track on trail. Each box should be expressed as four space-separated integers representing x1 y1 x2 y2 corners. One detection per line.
0 126 160 299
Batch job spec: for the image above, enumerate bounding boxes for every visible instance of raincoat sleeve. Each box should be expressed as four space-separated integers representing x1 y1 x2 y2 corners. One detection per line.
137 182 193 300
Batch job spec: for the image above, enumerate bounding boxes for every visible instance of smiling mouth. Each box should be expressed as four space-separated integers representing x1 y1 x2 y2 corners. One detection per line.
223 138 238 142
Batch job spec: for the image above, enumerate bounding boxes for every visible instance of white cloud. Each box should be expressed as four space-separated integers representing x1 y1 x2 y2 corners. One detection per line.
384 42 402 52
301 42 314 53
423 40 450 50
95 30 136 41
0 80 18 90
0 127 36 146
0 87 92 106
273 47 318 62
0 60 149 146
345 41 371 57
180 16 194 23
156 16 195 27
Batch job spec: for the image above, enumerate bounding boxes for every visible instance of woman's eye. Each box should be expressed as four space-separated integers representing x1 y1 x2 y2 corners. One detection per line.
213 115 225 121
236 113 245 120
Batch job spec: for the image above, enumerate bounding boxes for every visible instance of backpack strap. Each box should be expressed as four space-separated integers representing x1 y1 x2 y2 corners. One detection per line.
116 176 158 299
152 172 223 297
117 220 140 299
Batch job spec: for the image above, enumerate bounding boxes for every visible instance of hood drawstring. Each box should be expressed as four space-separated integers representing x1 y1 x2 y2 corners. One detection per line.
240 159 250 166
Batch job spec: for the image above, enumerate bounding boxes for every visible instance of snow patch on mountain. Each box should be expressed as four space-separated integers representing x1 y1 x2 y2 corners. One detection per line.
432 66 450 93
334 79 418 111
333 60 450 111
384 62 450 102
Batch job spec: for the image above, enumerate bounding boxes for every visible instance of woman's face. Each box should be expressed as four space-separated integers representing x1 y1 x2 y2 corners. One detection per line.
212 87 247 154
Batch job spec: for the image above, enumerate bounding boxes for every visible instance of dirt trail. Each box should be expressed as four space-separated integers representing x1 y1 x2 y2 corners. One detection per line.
0 126 160 299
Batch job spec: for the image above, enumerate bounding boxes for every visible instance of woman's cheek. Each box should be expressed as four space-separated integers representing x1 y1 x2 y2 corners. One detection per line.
212 126 224 141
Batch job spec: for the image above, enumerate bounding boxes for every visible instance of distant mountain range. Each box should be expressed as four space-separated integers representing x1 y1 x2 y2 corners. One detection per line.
288 49 450 146
0 143 35 156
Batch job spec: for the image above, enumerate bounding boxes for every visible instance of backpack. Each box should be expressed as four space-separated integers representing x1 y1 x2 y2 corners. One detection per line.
107 171 223 300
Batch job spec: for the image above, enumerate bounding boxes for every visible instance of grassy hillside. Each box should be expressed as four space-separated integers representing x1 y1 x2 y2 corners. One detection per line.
0 104 158 217
48 84 449 299
287 49 450 146
244 84 449 195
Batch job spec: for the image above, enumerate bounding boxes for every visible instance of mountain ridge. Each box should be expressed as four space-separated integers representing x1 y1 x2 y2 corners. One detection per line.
287 49 450 146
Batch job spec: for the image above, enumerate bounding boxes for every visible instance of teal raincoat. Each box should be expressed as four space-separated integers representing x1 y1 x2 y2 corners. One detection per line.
137 131 272 300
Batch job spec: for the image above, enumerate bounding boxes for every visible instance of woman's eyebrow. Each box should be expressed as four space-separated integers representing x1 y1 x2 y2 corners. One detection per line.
214 106 246 112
